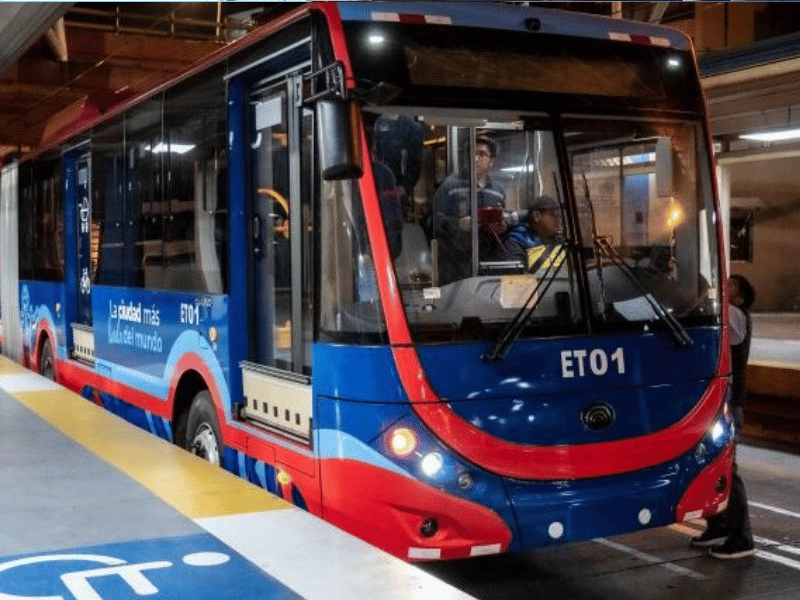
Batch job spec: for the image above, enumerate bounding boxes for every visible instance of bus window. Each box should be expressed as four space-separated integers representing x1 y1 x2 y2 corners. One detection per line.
163 67 228 294
127 96 164 290
18 157 64 282
93 116 127 287
319 177 386 344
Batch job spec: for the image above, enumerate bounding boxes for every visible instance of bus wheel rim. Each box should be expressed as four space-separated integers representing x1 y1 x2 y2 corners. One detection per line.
191 423 220 465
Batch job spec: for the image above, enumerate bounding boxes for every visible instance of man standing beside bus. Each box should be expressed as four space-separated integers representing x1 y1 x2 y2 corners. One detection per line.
692 274 756 559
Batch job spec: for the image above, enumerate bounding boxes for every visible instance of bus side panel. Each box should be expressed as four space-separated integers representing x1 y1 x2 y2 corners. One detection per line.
91 286 229 386
19 281 65 370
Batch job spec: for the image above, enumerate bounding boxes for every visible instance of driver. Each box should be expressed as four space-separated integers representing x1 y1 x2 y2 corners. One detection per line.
503 194 565 273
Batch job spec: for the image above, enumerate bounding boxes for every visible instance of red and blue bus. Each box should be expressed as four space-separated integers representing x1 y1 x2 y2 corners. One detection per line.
0 2 734 561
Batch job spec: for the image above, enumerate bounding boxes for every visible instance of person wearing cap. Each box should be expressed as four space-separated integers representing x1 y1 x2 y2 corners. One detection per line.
504 195 565 273
433 136 506 283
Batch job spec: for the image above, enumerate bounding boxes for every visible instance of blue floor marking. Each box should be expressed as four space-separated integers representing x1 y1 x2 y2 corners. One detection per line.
0 533 304 600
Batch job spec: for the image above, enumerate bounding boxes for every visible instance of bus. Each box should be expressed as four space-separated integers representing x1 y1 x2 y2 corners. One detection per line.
0 2 734 561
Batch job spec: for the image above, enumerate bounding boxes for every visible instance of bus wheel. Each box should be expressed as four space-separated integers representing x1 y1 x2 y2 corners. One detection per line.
39 339 55 380
185 390 222 466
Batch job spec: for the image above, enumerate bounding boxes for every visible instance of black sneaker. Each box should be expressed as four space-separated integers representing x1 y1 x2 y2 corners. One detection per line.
709 538 755 559
691 529 728 548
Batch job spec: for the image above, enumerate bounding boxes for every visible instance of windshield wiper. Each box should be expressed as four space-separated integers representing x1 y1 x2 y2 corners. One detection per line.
581 173 608 319
482 243 569 362
594 236 693 348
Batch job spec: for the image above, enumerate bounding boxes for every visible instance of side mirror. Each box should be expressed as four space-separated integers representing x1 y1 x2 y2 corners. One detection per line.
316 97 363 180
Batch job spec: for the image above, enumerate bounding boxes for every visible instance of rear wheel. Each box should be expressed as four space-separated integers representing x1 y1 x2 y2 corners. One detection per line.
39 339 55 380
185 390 222 466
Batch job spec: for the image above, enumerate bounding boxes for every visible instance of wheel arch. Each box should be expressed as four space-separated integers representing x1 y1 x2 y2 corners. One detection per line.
34 320 56 378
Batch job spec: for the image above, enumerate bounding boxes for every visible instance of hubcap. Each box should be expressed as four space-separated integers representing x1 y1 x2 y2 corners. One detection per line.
191 423 220 465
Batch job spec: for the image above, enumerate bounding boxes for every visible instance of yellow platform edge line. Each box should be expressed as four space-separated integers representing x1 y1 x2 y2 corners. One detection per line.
0 357 291 519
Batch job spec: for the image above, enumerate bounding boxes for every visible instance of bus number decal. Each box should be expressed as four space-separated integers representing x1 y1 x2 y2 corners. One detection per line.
561 348 625 378
180 302 200 326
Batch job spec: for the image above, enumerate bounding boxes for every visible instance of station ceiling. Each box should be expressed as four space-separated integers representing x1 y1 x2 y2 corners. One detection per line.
0 2 295 160
1 2 800 163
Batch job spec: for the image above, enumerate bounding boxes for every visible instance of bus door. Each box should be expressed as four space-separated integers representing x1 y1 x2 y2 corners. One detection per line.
72 152 95 364
240 71 314 446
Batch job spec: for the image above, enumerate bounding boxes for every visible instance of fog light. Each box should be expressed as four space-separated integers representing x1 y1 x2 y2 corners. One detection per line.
457 471 475 490
420 518 438 538
715 475 727 493
389 428 417 457
694 442 706 460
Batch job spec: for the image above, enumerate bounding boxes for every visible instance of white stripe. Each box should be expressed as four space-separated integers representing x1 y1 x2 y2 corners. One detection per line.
755 550 800 571
609 32 631 42
774 545 800 557
650 36 672 47
408 547 442 560
593 538 706 580
0 373 63 392
197 510 475 600
372 11 400 22
470 544 501 557
750 501 800 520
675 524 800 572
426 15 452 25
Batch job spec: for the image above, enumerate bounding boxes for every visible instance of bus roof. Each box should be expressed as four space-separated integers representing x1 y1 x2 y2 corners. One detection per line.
335 1 690 51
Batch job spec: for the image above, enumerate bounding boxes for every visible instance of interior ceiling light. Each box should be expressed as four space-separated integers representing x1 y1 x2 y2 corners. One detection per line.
740 128 800 142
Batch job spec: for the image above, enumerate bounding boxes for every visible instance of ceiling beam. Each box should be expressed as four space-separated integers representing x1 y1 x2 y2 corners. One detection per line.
0 3 70 77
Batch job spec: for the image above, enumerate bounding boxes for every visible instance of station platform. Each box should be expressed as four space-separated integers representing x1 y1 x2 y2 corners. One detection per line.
0 356 475 600
745 314 800 451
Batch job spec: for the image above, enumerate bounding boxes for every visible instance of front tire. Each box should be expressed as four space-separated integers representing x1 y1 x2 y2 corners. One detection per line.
39 338 55 380
185 390 222 466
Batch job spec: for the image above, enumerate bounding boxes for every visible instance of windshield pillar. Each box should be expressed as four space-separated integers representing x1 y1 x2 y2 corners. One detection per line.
552 115 594 334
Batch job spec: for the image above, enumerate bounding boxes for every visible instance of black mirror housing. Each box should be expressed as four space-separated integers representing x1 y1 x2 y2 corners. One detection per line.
317 98 363 180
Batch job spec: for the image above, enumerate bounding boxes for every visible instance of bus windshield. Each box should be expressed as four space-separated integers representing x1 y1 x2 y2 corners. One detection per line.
365 108 720 344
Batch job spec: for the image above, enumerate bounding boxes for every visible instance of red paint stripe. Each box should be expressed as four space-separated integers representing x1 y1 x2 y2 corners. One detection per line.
314 3 356 87
316 4 412 344
629 34 653 45
399 13 427 25
58 360 173 419
676 442 733 522
393 342 727 480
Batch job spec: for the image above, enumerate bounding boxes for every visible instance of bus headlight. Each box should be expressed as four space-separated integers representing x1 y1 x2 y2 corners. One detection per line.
711 420 724 442
421 452 443 477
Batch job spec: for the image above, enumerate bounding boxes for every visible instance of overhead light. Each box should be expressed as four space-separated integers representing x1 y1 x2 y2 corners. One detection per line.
740 128 800 142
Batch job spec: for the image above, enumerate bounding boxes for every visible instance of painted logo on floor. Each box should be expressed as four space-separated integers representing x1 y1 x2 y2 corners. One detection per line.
0 534 301 600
